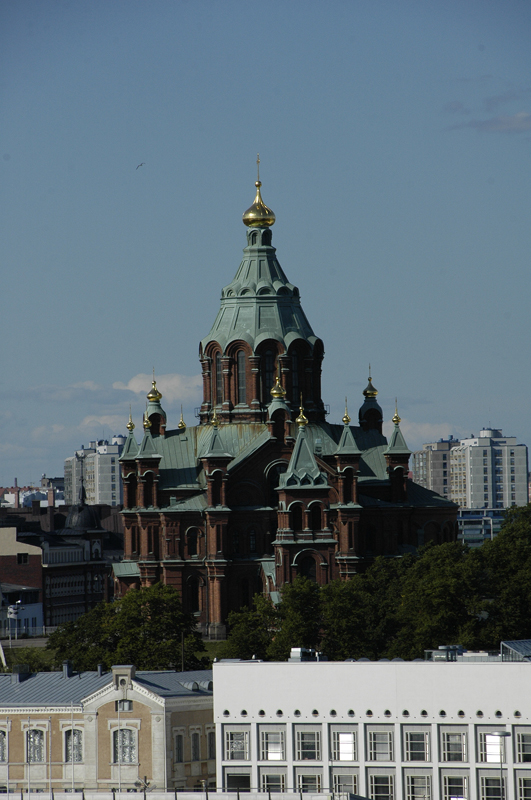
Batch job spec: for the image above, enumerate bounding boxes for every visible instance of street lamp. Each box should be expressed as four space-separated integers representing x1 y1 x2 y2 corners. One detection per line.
491 731 511 800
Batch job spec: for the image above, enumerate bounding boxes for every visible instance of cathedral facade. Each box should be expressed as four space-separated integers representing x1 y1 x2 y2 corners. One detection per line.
115 174 457 638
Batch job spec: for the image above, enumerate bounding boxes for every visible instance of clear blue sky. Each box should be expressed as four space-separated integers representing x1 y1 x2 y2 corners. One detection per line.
1 0 530 486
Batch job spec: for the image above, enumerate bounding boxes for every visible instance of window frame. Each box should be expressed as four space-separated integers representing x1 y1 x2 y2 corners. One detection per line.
296 730 321 761
260 730 285 761
442 731 467 762
369 773 395 800
404 730 430 762
65 728 83 764
443 775 468 800
26 729 45 764
113 728 137 764
368 730 394 761
225 730 250 761
331 730 357 761
517 732 531 763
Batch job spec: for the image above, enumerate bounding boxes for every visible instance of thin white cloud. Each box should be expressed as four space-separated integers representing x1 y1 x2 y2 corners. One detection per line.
80 414 127 430
113 372 202 404
448 112 531 133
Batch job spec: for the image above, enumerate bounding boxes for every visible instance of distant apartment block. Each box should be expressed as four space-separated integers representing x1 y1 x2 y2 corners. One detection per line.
412 428 528 509
64 435 126 506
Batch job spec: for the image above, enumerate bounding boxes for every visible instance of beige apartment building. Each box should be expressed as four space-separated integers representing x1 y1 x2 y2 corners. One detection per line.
0 664 214 792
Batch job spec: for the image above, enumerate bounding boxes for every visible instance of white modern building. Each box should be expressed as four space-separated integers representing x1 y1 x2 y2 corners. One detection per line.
412 429 528 510
213 644 531 800
64 436 126 506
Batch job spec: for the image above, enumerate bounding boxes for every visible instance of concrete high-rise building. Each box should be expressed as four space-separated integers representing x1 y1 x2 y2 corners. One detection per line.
413 429 528 510
64 436 126 506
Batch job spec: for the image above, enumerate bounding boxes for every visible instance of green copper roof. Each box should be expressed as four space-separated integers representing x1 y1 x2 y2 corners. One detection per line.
202 426 234 459
201 227 319 354
279 425 328 489
385 423 411 455
119 430 139 461
336 423 361 456
137 429 161 460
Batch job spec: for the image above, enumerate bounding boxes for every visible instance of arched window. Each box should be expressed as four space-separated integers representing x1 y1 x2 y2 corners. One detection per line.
27 729 44 763
188 529 198 557
215 352 223 405
237 350 246 404
249 529 257 553
65 729 83 763
298 555 316 582
211 472 222 506
113 729 136 764
263 349 275 402
291 504 303 531
343 469 353 504
0 731 6 762
310 504 322 532
143 473 153 508
232 529 240 554
126 476 137 508
291 351 299 402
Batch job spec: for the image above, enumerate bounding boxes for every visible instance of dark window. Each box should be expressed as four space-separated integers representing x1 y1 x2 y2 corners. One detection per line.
298 555 317 582
215 352 223 405
249 529 257 553
191 732 200 761
237 351 246 404
175 734 184 763
310 504 322 531
17 553 28 565
187 577 199 613
208 731 216 760
291 504 303 531
264 349 275 401
292 351 299 401
188 529 198 557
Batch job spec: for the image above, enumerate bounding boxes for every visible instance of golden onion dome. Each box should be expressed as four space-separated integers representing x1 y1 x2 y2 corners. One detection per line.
126 410 135 432
342 397 351 426
392 399 401 426
147 379 162 403
143 412 152 430
211 409 220 427
242 155 275 228
363 376 378 399
270 373 286 399
296 395 308 427
177 405 186 431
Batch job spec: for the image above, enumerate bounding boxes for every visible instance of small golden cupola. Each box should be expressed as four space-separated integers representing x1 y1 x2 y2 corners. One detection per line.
392 399 401 426
270 373 286 399
342 397 351 426
296 395 308 427
242 155 276 228
147 380 162 403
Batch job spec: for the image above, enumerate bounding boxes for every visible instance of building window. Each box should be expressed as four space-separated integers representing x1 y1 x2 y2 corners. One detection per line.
517 733 531 762
442 732 467 761
191 732 200 761
65 729 83 763
479 733 507 763
369 774 394 800
443 776 467 800
249 529 257 553
298 774 321 793
296 731 320 760
27 729 44 763
237 351 246 404
215 352 223 405
368 731 393 761
519 778 531 800
115 700 133 711
262 774 286 792
208 731 216 760
332 731 357 761
261 731 285 760
225 731 249 760
113 729 136 764
174 734 184 763
264 350 275 401
17 553 29 565
406 775 431 800
480 777 504 800
405 731 429 761
333 774 358 794
0 731 6 762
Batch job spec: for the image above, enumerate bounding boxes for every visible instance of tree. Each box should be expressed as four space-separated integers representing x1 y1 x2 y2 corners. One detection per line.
387 542 487 659
218 595 279 661
47 583 207 671
267 577 322 660
479 504 531 647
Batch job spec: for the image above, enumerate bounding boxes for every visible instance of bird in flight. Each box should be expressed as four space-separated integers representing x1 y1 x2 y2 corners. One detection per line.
136 162 145 170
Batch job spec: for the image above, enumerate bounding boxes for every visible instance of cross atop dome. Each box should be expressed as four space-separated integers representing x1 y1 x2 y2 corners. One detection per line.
242 154 276 228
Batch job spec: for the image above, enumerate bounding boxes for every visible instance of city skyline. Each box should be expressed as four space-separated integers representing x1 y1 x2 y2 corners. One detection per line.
2 0 530 486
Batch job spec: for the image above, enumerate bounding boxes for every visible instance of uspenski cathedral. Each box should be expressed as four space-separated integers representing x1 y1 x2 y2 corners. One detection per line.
115 169 457 638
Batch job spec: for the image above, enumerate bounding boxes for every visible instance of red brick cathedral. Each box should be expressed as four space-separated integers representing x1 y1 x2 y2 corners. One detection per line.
115 174 457 638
